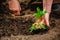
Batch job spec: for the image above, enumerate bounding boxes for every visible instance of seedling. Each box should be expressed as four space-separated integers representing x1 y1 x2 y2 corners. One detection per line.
34 7 46 19
29 7 47 32
29 24 46 32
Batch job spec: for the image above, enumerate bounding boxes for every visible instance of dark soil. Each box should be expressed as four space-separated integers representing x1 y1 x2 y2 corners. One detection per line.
0 0 60 38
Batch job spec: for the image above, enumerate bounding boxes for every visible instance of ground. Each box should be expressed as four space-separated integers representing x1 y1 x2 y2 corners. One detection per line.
0 13 60 40
0 0 60 40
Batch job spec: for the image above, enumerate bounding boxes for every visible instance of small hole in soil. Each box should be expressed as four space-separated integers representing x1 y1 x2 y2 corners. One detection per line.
31 29 48 35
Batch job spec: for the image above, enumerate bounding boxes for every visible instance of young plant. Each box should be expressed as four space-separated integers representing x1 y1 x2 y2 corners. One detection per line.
29 7 47 32
34 7 46 19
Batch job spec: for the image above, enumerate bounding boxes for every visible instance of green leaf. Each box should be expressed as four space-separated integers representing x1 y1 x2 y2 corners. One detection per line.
37 7 42 18
34 7 47 19
37 7 42 14
29 25 37 32
34 13 37 16
43 9 47 15
34 13 38 17
40 24 46 29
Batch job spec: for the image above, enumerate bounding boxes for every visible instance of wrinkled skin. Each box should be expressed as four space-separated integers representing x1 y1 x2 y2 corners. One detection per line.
9 0 21 16
40 0 53 27
43 0 53 27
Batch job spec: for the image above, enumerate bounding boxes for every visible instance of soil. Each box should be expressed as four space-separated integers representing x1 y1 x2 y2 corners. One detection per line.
0 0 60 40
